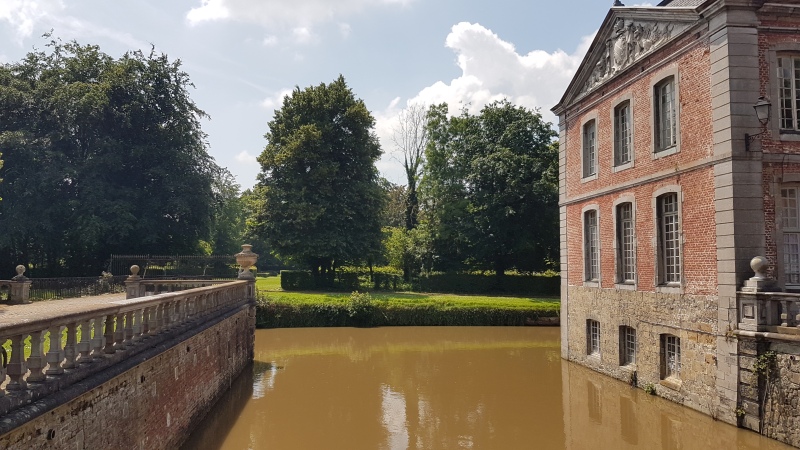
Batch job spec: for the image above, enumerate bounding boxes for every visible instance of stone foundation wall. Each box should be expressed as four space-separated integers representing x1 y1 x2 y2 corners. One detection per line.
0 303 256 450
738 336 800 448
564 285 719 415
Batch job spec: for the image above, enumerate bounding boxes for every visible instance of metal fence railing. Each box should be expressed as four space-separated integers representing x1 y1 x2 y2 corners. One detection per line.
29 275 129 301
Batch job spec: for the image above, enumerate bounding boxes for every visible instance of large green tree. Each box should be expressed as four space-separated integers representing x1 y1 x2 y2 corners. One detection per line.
423 100 559 283
0 39 217 276
254 76 384 275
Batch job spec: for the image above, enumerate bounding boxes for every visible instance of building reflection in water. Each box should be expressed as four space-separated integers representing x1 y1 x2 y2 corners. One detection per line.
183 328 793 450
561 361 790 450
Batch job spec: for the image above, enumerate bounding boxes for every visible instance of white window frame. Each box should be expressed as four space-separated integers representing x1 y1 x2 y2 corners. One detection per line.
587 319 601 356
767 46 800 142
650 67 681 159
653 186 683 292
777 55 800 132
612 94 634 171
619 326 637 366
583 119 597 180
661 334 681 379
780 186 800 288
614 197 636 287
582 205 600 285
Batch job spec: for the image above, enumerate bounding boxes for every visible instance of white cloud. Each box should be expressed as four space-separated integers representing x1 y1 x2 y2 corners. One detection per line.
338 23 351 39
263 35 278 46
261 88 294 110
291 26 316 44
186 0 413 29
374 22 593 185
0 0 64 41
235 150 258 163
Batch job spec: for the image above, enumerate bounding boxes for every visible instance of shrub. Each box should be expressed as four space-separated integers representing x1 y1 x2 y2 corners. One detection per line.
280 270 314 290
346 291 374 325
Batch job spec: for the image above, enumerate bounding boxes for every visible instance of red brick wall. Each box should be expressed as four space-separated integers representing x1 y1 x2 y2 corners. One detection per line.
563 31 716 295
0 305 256 450
564 35 713 199
566 168 717 295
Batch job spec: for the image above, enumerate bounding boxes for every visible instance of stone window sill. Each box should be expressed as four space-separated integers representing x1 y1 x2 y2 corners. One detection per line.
615 282 636 291
652 146 678 160
656 284 681 294
584 281 600 288
659 377 682 391
613 161 633 172
581 173 598 183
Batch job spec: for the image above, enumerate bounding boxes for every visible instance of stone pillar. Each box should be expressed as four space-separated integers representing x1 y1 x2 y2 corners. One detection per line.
125 265 144 299
8 265 31 305
741 256 778 293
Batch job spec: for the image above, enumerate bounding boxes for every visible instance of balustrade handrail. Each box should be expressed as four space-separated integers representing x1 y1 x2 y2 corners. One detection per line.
0 278 254 422
738 290 800 332
0 281 247 337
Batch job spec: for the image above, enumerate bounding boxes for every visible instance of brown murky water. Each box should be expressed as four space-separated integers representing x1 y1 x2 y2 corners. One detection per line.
182 327 792 450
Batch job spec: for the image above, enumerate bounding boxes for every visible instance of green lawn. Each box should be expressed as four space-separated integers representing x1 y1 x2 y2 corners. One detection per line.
255 275 560 328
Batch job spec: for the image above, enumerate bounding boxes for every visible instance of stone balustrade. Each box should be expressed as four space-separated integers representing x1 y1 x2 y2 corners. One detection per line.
0 279 251 418
738 291 800 333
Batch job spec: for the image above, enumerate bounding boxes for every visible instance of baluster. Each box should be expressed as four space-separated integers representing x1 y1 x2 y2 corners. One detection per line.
174 300 183 326
781 300 791 327
0 338 6 396
63 322 78 370
77 320 93 364
92 317 106 360
141 307 151 337
123 311 134 347
153 303 164 334
163 301 173 329
28 330 46 383
133 308 143 340
6 334 28 391
114 313 125 349
104 314 117 354
45 325 65 375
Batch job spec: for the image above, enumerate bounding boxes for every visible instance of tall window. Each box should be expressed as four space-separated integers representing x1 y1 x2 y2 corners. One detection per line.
654 77 677 152
584 210 599 281
616 202 635 283
583 120 597 178
619 326 636 366
778 56 800 131
781 187 800 285
657 193 681 284
587 320 600 355
614 101 632 166
661 334 681 379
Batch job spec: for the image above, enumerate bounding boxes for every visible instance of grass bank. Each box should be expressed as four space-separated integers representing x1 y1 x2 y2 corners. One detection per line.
255 276 560 328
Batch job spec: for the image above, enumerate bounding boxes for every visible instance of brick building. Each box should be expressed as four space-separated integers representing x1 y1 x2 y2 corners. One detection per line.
553 0 800 442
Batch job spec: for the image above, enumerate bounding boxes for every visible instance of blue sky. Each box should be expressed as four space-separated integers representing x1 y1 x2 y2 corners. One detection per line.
0 0 615 190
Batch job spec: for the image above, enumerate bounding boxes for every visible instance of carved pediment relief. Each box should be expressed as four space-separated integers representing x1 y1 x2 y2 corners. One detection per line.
580 17 690 95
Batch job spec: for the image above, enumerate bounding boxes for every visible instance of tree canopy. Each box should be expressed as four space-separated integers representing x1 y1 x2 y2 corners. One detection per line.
254 75 384 274
422 100 559 280
0 39 218 276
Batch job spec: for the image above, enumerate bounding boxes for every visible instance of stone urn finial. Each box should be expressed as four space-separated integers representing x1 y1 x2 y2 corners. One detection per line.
750 256 768 280
235 244 258 280
128 265 141 281
12 265 27 281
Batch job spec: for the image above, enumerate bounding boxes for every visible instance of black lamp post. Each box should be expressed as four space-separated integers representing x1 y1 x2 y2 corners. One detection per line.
745 96 771 151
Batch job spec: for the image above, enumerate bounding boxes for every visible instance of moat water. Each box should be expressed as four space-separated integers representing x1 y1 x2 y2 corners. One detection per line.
182 327 792 450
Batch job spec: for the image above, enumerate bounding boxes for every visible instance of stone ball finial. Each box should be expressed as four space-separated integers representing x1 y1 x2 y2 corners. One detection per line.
15 265 25 276
750 256 768 280
130 265 140 276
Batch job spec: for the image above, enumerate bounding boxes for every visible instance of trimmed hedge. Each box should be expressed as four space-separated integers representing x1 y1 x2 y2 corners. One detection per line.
280 270 315 290
413 273 560 296
255 293 559 328
278 270 559 297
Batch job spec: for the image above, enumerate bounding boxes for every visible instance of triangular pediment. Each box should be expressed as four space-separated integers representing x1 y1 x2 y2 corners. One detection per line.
553 7 703 114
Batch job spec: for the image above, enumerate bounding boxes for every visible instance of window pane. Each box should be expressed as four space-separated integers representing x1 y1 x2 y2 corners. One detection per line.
781 188 799 229
617 203 635 282
785 233 800 284
585 210 599 280
614 102 631 166
664 335 681 378
656 78 676 151
659 194 681 283
621 326 636 365
583 120 596 177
